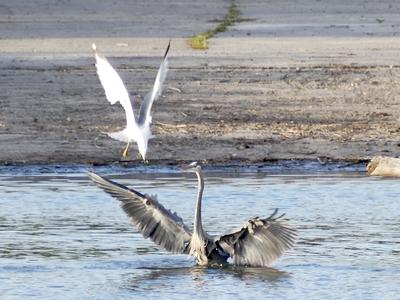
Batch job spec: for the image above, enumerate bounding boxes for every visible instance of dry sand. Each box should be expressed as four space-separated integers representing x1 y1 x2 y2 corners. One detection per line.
1 0 400 165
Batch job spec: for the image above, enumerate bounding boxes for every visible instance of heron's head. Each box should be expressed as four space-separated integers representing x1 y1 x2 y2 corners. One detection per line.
182 161 202 173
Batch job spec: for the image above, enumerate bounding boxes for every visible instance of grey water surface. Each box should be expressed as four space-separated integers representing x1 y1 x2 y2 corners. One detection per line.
0 166 399 299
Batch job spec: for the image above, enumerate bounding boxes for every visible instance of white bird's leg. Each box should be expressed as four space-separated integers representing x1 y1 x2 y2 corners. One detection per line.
122 142 130 158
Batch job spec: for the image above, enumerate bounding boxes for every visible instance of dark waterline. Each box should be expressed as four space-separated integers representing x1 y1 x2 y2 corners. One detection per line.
0 159 367 176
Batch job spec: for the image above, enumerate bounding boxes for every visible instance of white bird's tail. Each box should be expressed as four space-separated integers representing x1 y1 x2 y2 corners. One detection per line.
108 129 131 142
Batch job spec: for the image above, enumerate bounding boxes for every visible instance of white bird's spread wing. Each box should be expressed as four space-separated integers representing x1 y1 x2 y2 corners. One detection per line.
92 43 136 129
137 41 170 127
88 172 192 254
216 209 297 267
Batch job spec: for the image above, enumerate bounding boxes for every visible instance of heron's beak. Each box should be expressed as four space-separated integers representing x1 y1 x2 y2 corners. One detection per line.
179 165 191 172
180 162 198 172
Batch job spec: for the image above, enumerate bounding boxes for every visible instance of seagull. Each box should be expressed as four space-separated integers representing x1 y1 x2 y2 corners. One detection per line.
88 162 296 267
92 42 170 160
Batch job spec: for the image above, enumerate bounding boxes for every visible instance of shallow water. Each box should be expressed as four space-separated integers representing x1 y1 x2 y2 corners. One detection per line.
0 168 399 299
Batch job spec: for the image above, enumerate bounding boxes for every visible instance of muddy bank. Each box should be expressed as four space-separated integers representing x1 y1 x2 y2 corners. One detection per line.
1 57 400 165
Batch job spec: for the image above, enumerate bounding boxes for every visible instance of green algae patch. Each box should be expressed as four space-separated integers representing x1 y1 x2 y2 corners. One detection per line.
189 3 242 50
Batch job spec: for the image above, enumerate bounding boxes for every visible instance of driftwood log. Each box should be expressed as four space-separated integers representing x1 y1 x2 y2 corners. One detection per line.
367 156 400 177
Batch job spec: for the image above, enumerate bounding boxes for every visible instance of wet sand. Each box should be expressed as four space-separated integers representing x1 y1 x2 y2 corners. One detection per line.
1 0 400 165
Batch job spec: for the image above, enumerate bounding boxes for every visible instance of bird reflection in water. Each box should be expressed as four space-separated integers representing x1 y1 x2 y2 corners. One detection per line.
124 264 289 292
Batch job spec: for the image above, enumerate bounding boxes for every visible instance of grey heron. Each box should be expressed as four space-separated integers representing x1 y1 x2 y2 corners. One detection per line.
92 42 170 160
88 162 296 267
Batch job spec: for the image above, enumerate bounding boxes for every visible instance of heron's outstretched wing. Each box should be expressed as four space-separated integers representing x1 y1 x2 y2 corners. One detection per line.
216 209 296 267
92 43 136 129
88 172 192 254
137 41 170 127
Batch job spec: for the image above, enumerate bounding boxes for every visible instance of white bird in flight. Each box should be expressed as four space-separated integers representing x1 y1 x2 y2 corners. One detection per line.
92 42 170 161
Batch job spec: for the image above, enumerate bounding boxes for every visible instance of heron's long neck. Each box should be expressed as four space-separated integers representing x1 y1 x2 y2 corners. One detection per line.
194 170 205 239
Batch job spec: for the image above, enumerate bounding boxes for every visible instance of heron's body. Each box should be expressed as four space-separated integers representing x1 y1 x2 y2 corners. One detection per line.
88 162 296 267
92 42 170 160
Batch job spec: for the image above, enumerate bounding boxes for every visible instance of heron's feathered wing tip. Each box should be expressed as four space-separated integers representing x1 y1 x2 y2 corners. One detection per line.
88 172 111 189
87 172 147 199
88 172 101 183
88 172 117 190
216 209 297 267
87 172 192 254
163 40 171 59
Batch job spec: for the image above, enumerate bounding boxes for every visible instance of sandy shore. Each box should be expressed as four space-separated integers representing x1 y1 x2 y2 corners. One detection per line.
1 0 400 165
